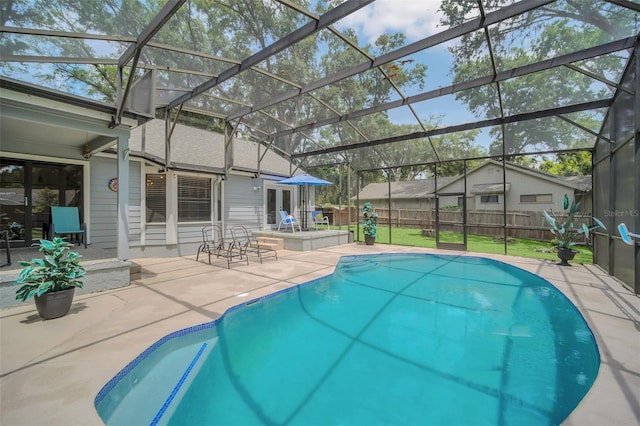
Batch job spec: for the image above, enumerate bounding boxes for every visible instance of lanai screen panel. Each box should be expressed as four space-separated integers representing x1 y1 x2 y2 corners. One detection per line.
503 116 599 155
487 0 639 71
414 85 501 128
261 94 340 129
0 0 638 171
141 46 233 77
499 68 614 116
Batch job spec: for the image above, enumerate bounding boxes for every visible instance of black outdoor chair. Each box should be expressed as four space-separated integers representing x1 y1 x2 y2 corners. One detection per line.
230 225 278 264
196 224 247 268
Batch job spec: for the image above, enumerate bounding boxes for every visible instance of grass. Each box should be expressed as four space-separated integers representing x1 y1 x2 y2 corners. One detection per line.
341 225 594 264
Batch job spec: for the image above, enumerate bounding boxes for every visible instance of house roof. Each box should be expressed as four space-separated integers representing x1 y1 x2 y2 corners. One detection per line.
354 177 458 200
470 183 511 194
357 160 591 200
127 119 293 177
557 175 592 192
438 159 592 192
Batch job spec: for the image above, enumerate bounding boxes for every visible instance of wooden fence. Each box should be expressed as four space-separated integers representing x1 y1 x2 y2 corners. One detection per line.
369 208 593 242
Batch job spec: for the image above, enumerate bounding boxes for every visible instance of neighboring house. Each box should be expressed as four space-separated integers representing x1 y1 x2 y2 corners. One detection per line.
355 160 592 214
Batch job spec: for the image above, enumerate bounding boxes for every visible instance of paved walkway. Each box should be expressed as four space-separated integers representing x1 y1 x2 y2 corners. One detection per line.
1 244 638 425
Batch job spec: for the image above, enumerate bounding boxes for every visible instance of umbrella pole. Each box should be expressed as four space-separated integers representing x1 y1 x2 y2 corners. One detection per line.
302 185 308 230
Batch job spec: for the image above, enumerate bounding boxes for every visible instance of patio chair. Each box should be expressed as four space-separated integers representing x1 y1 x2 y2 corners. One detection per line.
196 224 247 268
230 225 277 264
50 206 87 248
277 210 301 233
311 210 330 230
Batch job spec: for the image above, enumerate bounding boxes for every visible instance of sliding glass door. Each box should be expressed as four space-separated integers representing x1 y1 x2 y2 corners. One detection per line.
0 159 82 247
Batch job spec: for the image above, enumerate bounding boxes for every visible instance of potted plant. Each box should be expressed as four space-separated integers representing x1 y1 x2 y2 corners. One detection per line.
361 201 379 245
14 237 85 319
543 194 606 266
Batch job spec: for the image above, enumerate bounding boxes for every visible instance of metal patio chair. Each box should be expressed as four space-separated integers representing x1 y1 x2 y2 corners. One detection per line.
196 224 247 268
230 225 278 264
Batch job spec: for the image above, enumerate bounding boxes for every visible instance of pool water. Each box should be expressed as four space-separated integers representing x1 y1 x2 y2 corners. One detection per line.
95 253 599 425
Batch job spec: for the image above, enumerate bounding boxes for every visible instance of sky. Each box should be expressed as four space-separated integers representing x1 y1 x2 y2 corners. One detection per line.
328 0 491 147
334 0 446 43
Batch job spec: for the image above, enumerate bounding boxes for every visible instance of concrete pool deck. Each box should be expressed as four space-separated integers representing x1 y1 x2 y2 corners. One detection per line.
1 243 638 425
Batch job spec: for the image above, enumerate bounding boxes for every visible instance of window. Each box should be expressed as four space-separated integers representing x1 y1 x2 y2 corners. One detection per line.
457 196 464 208
480 195 499 203
520 194 552 203
178 176 211 222
146 174 166 223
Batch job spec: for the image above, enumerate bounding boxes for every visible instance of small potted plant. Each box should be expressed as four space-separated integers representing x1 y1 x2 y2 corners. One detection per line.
543 194 606 266
361 201 379 245
14 237 85 319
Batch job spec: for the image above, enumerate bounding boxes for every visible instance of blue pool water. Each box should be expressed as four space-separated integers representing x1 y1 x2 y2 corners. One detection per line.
95 253 599 425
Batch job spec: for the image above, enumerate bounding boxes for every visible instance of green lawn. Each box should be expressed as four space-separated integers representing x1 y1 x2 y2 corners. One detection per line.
342 225 594 264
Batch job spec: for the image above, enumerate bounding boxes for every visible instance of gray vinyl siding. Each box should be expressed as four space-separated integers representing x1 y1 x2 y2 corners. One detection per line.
89 157 141 248
145 224 166 244
178 224 205 244
128 163 142 245
89 157 117 248
223 175 264 237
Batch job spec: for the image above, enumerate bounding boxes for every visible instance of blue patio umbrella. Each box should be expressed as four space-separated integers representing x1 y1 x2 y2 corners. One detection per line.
278 173 332 186
278 174 332 229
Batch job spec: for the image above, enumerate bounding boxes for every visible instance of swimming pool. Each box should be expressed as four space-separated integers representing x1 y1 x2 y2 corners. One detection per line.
95 253 599 425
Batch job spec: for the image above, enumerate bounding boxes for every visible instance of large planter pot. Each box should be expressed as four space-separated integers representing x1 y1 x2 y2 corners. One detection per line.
34 287 75 319
557 247 578 266
364 235 375 245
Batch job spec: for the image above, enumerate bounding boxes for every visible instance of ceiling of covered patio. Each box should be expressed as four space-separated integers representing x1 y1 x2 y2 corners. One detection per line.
1 0 638 171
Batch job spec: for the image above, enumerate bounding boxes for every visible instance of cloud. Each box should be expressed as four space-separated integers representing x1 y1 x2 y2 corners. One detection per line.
335 0 444 45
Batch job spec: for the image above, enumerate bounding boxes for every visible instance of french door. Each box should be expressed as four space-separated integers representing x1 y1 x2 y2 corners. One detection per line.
0 159 83 247
265 184 294 229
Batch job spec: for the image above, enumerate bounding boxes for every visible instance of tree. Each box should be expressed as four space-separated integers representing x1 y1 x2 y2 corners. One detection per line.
34 187 59 213
539 151 592 176
439 1 635 154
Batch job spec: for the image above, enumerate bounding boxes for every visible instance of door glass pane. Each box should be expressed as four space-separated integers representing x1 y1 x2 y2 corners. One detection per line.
0 161 25 243
282 189 291 213
32 164 82 241
267 189 277 225
32 165 60 240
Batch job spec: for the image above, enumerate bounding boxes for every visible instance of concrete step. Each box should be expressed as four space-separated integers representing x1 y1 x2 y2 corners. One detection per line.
130 261 142 281
250 242 279 251
255 237 284 250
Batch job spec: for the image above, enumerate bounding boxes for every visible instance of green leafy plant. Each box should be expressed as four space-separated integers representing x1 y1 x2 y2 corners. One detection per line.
14 237 85 301
361 201 379 237
543 194 606 250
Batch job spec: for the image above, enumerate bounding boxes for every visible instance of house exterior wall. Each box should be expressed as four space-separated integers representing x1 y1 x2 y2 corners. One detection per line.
89 161 272 253
441 164 577 213
177 223 204 246
223 174 264 238
506 173 573 213
361 164 586 216
89 156 141 248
